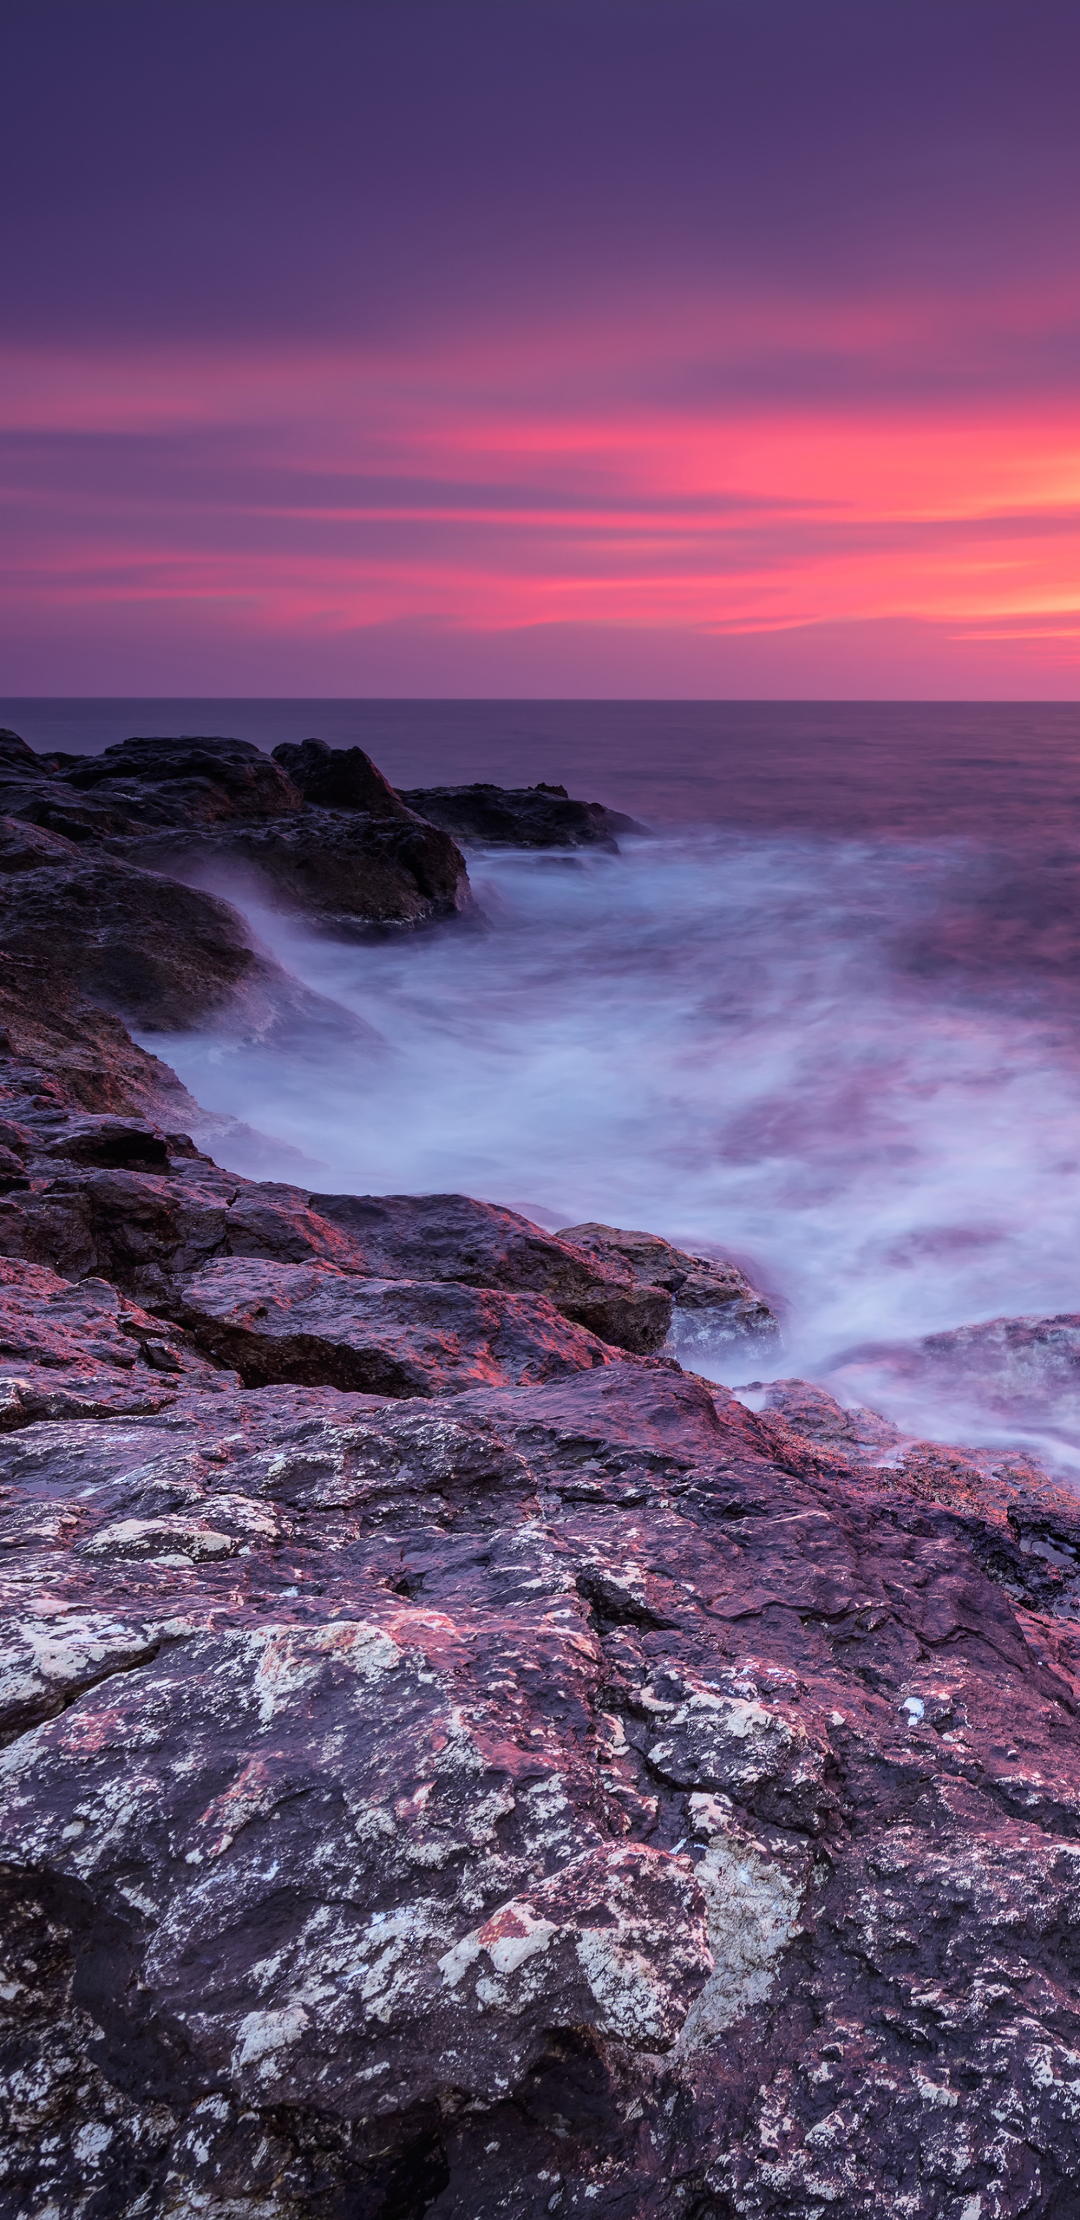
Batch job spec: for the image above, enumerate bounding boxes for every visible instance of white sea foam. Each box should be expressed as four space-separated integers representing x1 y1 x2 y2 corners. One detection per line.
139 829 1080 1449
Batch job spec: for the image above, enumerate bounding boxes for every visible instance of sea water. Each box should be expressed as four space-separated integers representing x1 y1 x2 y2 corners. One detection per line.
8 698 1080 1455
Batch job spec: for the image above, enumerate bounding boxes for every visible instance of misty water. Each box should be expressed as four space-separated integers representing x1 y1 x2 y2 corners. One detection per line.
11 697 1080 1464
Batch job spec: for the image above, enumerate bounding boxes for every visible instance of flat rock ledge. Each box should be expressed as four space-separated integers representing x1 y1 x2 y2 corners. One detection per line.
4 812 1080 2216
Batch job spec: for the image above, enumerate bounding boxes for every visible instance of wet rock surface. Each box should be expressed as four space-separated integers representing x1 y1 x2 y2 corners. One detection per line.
5 749 1080 2214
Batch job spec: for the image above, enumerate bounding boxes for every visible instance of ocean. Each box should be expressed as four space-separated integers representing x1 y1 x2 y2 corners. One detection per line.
7 697 1080 1459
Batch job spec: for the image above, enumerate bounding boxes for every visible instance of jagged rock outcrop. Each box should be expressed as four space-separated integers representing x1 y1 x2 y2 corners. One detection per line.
6 741 1080 2215
558 1219 780 1353
5 1293 1080 2214
0 1121 670 1361
396 779 648 849
272 736 412 816
139 809 476 935
0 732 475 938
312 1190 673 1353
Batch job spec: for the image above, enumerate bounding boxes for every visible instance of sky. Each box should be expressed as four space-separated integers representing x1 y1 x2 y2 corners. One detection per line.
3 0 1080 698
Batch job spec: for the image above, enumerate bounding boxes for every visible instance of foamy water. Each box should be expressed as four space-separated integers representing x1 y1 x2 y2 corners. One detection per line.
11 695 1080 1460
141 825 1080 1457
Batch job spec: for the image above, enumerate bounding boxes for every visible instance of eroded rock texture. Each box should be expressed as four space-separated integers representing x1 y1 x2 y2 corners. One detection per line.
4 742 1080 2216
4 1093 1080 2214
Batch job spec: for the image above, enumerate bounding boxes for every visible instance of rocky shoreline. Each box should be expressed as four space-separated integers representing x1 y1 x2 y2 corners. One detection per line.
3 735 1080 2218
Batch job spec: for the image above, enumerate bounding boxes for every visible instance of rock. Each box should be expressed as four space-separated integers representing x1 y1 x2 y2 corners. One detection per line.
0 948 203 1124
272 735 412 815
0 730 39 770
558 1219 780 1351
0 814 271 1030
396 779 648 849
54 732 305 825
312 1189 673 1352
0 731 477 938
831 1310 1080 1445
0 1151 367 1303
0 1254 231 1426
758 1376 903 1450
10 873 1080 2211
7 1351 1080 2212
173 1254 615 1394
136 806 475 933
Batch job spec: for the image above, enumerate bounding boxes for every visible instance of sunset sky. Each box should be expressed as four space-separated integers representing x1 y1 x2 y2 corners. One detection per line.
4 0 1080 696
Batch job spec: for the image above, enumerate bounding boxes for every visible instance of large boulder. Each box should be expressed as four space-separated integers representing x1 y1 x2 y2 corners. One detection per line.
0 815 373 1044
6 1356 1080 2213
135 807 475 933
173 1254 615 1394
0 815 269 1029
312 1188 673 1352
396 779 648 849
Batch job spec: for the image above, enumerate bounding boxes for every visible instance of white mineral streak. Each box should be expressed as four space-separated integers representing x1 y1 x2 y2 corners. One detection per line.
249 1620 402 1725
574 1931 673 2045
676 1814 804 2048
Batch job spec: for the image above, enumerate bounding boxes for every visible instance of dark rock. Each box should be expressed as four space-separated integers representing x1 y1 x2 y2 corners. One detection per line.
0 948 205 1130
0 1254 231 1430
135 805 475 933
0 815 269 1030
173 1254 615 1393
54 733 304 825
0 1153 367 1302
558 1220 781 1351
311 1189 672 1352
271 735 411 816
0 729 41 771
2 734 478 937
397 779 648 849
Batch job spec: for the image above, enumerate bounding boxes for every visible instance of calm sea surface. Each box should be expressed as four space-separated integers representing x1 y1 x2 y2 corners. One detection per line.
7 699 1080 1454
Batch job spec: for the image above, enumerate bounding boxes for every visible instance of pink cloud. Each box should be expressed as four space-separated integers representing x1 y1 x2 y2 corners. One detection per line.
3 281 1080 694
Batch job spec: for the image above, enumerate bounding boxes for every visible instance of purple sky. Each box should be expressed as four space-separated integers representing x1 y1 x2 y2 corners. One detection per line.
4 0 1080 694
